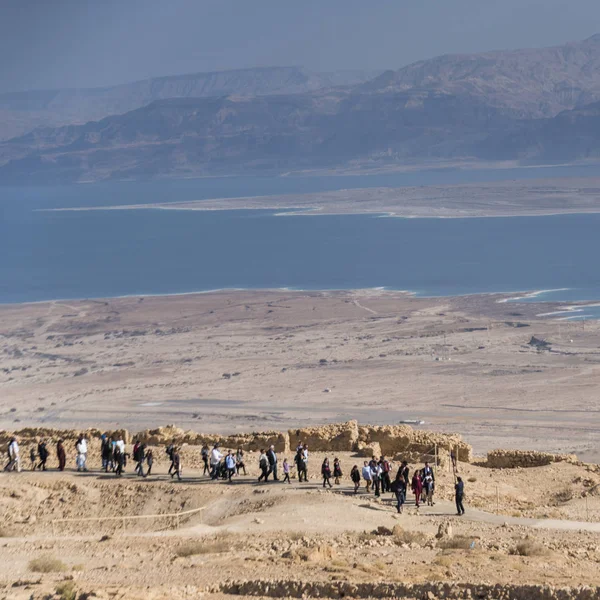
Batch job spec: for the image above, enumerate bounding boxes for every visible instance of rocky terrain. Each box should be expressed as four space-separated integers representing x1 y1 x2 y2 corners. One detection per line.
2 426 600 599
3 35 600 182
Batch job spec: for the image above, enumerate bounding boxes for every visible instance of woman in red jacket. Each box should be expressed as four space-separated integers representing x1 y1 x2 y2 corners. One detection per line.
411 470 423 508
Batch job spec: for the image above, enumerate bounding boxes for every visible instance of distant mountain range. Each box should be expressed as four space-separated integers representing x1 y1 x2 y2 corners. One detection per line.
2 35 600 183
0 67 378 142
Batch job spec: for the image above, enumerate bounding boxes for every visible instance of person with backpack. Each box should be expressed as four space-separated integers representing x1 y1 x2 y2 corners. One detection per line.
56 439 66 471
380 456 391 493
361 461 372 493
455 476 465 515
321 457 332 488
333 457 342 485
266 445 278 481
201 444 210 476
350 465 361 493
37 439 49 471
258 449 269 482
225 450 237 482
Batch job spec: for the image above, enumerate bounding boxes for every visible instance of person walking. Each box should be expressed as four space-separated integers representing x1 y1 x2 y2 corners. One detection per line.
282 458 291 484
321 457 332 488
101 434 112 472
57 439 66 472
350 465 361 493
171 447 182 481
210 444 223 480
266 445 278 481
37 439 49 471
134 441 145 477
411 470 423 508
75 434 88 472
225 450 237 482
5 437 21 472
380 456 392 493
116 435 126 472
29 446 37 470
201 444 210 476
391 472 407 513
295 445 308 482
455 476 465 515
114 447 124 477
145 449 154 476
372 459 382 498
166 440 176 476
423 462 435 505
258 449 269 482
361 461 373 493
333 457 342 485
236 448 247 475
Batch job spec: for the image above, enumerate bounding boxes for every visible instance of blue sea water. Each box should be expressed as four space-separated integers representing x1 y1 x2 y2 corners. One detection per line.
2 167 600 313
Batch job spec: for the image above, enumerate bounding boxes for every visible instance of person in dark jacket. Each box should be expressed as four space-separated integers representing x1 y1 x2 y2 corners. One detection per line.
455 476 465 515
391 471 407 513
266 445 278 481
57 439 66 471
350 465 361 493
321 458 332 488
101 435 112 472
37 439 49 471
134 441 146 477
333 457 342 485
380 456 391 493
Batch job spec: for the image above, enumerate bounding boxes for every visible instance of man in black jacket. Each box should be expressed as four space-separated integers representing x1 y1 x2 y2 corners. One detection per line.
266 445 278 481
455 476 465 515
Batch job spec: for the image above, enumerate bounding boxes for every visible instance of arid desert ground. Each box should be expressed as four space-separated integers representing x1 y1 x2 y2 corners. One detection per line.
2 290 600 599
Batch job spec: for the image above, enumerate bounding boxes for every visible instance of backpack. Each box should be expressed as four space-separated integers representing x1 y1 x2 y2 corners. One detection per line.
382 460 390 473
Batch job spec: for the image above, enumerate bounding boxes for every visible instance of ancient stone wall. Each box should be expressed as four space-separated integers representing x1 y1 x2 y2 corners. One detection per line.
288 421 360 452
1 421 471 462
486 449 578 468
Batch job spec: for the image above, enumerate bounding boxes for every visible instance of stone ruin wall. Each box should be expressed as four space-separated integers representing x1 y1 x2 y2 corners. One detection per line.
486 449 578 469
1 420 472 461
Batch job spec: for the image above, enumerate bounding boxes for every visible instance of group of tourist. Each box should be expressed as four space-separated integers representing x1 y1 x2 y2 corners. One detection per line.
4 435 467 515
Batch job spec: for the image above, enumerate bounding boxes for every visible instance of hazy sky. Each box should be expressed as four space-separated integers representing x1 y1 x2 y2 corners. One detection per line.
1 0 599 93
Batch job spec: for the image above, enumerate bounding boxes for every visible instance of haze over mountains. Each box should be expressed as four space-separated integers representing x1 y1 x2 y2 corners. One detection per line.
2 35 600 183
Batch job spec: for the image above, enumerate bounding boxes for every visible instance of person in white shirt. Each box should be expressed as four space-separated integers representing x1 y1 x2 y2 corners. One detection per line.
75 434 88 472
5 437 20 472
361 461 372 493
210 444 223 480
